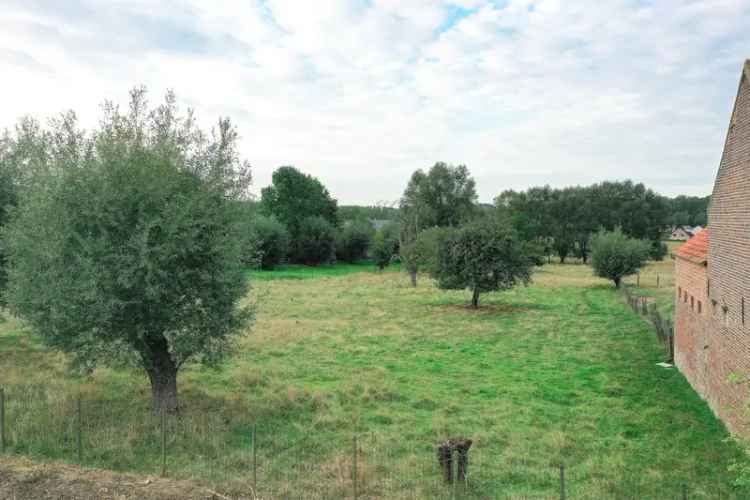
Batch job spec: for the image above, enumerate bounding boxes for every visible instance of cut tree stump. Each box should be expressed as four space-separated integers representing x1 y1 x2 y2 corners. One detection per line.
437 437 473 484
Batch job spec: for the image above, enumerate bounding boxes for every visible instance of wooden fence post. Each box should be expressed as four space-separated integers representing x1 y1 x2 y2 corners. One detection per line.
252 424 257 491
352 435 358 500
0 387 5 453
161 409 167 477
657 273 660 288
76 397 82 463
559 464 566 500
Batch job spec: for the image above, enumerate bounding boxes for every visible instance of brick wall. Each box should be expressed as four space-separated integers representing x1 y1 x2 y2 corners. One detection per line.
674 61 750 436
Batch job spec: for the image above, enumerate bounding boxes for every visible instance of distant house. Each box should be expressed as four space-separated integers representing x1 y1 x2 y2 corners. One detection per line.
670 225 701 241
673 59 750 436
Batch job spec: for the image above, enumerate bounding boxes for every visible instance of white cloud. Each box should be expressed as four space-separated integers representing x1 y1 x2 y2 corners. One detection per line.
0 0 748 203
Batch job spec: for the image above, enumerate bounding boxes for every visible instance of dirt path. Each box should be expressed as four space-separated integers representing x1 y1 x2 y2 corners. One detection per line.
0 457 250 500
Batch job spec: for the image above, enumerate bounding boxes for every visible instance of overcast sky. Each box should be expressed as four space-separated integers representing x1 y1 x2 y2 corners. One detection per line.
1 1 749 204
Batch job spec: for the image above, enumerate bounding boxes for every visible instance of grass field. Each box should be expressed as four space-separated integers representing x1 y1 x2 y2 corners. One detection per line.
0 259 746 498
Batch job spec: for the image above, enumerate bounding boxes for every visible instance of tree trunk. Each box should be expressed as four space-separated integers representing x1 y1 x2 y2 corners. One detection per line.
408 264 417 287
471 288 480 309
614 276 622 288
143 335 180 414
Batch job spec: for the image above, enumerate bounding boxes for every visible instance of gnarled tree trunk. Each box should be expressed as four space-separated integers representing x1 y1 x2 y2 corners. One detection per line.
143 334 180 413
408 263 418 287
471 288 480 309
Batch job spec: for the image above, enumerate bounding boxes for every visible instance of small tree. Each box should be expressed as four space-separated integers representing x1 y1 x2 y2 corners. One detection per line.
3 89 253 413
335 219 373 263
296 215 336 265
589 228 651 287
372 229 396 271
245 214 290 270
432 220 533 308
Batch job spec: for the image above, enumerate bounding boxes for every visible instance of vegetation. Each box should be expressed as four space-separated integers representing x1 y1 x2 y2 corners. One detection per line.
372 228 396 271
243 214 291 270
432 219 533 308
401 162 477 228
335 219 373 263
260 166 338 263
338 204 398 223
0 262 744 498
2 89 253 412
295 216 337 266
590 228 651 288
667 195 710 228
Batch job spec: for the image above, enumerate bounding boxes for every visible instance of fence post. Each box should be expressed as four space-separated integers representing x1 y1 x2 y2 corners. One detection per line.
352 435 358 500
559 464 566 500
637 272 640 287
452 448 458 500
76 397 82 463
252 424 257 491
657 273 660 288
0 388 5 454
682 483 688 500
161 409 167 477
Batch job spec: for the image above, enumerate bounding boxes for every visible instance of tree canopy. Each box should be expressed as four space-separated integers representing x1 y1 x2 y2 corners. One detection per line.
3 89 253 412
589 228 651 287
400 162 477 229
432 219 533 308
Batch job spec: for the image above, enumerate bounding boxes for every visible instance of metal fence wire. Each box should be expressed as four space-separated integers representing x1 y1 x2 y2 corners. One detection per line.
0 384 744 499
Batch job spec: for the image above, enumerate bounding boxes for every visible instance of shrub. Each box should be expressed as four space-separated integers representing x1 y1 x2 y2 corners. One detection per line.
335 219 373 263
432 219 533 308
296 216 336 265
245 215 290 270
589 228 651 287
649 240 669 261
372 229 396 271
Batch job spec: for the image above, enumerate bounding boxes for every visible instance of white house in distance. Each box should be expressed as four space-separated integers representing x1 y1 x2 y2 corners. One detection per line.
670 225 704 241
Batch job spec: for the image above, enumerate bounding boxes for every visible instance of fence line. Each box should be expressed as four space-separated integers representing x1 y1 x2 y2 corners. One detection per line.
622 286 674 363
0 385 744 498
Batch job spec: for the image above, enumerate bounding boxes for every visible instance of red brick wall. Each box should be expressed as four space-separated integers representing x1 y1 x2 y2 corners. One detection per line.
674 257 711 397
675 62 750 436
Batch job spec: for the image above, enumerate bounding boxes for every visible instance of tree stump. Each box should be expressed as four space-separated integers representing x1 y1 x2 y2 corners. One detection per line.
437 437 473 484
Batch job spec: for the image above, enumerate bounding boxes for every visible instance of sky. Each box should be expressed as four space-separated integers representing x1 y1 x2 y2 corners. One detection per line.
1 1 749 205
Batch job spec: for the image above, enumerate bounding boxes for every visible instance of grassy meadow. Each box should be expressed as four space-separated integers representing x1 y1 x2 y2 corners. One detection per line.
0 258 746 498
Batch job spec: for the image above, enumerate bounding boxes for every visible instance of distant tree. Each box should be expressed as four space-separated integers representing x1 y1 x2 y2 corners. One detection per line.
244 214 290 270
296 216 336 265
432 219 533 308
260 166 337 261
401 162 477 228
338 203 399 224
589 228 651 288
412 226 453 275
666 195 709 227
3 89 253 412
372 229 396 271
335 219 373 263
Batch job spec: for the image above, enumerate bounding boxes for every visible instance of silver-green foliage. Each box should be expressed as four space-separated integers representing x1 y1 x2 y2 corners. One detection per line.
3 88 253 411
589 228 651 287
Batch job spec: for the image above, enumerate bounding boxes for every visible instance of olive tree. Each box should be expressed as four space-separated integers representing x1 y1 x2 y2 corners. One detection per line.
432 220 533 308
589 228 651 288
3 89 253 412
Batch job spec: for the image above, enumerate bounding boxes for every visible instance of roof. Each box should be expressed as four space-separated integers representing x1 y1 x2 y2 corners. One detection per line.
674 228 710 264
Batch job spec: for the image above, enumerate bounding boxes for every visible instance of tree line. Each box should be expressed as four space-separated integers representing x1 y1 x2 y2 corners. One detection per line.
0 87 705 412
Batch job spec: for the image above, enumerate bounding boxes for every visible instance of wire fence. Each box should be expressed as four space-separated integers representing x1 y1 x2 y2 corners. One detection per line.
622 287 675 363
0 386 744 499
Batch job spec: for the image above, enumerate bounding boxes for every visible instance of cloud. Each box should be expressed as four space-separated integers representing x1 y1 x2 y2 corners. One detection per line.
0 0 748 203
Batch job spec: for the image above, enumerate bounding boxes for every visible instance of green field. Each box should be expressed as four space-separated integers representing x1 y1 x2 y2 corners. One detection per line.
0 261 746 498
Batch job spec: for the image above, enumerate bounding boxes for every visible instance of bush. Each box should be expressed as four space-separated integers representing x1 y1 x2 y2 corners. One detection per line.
335 219 373 263
432 219 533 308
245 215 290 270
649 239 669 261
296 216 336 265
589 228 651 287
372 229 397 270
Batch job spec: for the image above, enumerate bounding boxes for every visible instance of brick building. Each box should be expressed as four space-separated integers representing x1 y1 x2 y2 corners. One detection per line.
674 60 750 435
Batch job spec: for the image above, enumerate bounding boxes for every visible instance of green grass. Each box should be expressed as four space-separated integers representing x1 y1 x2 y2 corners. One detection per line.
245 259 399 281
0 261 746 498
622 240 680 320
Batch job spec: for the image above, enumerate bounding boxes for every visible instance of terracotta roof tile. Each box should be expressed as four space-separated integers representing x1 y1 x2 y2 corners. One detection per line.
674 228 710 264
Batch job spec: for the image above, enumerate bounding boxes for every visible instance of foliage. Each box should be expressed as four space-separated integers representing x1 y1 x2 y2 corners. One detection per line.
296 215 336 266
666 195 709 227
3 88 253 412
244 214 290 270
432 219 533 308
335 219 373 263
400 162 477 228
260 166 338 258
372 229 397 270
649 239 669 261
589 228 651 287
338 204 398 224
